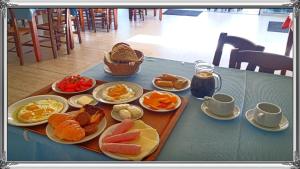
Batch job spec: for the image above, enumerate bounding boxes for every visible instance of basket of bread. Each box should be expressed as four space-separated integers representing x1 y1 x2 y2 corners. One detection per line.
104 43 144 76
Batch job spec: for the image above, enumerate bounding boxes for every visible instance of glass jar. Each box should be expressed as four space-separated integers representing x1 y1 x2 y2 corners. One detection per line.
190 60 222 99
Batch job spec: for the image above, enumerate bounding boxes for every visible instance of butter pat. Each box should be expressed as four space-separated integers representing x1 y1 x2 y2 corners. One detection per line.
77 96 93 105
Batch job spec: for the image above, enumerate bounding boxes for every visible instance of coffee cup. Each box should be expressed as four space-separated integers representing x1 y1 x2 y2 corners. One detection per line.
203 93 235 117
253 102 282 128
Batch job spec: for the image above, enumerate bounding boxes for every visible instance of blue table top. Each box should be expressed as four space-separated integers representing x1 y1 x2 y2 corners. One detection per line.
8 57 293 161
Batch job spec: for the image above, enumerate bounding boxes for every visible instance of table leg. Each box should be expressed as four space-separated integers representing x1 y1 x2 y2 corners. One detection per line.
133 9 136 21
129 9 132 21
28 17 42 62
113 9 118 30
47 8 58 58
67 9 74 50
159 9 162 21
78 9 85 32
89 9 96 32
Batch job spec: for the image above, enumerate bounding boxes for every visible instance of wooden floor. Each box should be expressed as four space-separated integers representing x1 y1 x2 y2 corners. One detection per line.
7 9 290 105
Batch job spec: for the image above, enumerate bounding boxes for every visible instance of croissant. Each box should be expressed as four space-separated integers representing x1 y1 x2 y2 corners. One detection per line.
48 113 74 129
54 120 85 141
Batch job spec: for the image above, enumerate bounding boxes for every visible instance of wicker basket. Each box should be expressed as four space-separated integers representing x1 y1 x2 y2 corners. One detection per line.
104 50 144 76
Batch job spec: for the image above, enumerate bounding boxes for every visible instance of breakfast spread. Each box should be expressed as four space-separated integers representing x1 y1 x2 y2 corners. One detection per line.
15 99 64 123
11 66 185 160
100 119 159 160
102 84 135 102
141 91 179 111
110 43 139 63
48 105 105 141
154 73 189 90
112 104 143 120
56 75 94 93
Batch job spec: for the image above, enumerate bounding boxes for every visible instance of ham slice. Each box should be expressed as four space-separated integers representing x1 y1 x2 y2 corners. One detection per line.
101 143 141 155
103 130 140 143
111 119 134 135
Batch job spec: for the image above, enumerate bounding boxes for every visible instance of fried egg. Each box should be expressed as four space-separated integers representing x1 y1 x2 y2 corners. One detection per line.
17 99 64 123
102 84 135 101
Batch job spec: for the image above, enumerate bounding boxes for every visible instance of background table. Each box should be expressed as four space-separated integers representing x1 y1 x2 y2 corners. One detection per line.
8 57 293 161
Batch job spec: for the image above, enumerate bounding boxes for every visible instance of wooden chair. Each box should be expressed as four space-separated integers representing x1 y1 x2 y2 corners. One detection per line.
129 9 145 21
213 32 265 69
8 9 45 65
144 9 163 20
70 9 82 44
78 8 92 31
285 29 293 56
280 29 293 75
36 8 71 55
90 8 109 32
8 9 31 65
106 9 117 30
229 49 293 75
32 9 61 57
129 9 162 21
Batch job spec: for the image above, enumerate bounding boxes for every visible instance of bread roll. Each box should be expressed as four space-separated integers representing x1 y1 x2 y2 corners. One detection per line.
160 74 178 81
173 79 188 89
112 42 130 49
54 120 85 141
155 80 174 88
110 43 139 63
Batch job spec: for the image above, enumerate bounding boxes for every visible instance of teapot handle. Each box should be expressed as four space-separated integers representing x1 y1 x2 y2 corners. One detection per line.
213 72 222 93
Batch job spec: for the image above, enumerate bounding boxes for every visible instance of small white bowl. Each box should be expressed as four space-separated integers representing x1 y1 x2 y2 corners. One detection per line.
111 105 144 122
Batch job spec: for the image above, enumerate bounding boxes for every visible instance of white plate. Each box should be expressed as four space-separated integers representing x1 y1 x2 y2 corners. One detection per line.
200 102 240 120
111 105 144 122
68 94 98 108
8 95 69 126
46 117 107 144
245 109 289 132
139 91 181 112
98 122 159 161
52 76 96 94
92 81 143 104
152 75 191 92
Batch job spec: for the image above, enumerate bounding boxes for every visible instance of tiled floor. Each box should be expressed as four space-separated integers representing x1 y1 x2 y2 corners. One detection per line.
7 9 290 104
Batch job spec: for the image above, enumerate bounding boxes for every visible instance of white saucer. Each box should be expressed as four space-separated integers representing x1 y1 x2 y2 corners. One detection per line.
68 94 98 108
245 109 289 132
200 103 240 120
